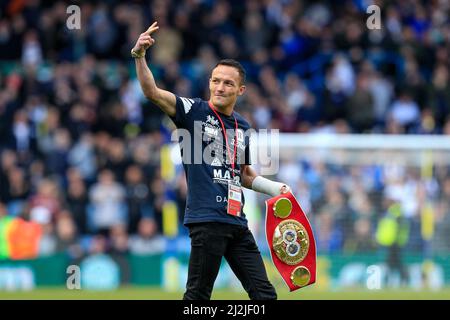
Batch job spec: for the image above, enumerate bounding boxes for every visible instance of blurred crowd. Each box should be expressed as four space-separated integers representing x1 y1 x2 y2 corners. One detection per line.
273 157 450 255
1 0 450 260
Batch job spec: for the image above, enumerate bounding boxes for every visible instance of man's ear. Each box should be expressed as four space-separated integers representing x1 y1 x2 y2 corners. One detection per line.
238 85 246 96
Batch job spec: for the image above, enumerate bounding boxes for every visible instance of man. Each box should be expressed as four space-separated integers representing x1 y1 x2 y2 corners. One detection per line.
132 22 290 300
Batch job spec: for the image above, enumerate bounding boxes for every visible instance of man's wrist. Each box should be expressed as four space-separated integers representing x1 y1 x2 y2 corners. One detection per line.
131 48 145 58
251 176 288 197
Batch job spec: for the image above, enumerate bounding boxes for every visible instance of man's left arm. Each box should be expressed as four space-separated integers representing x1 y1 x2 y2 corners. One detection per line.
240 164 290 196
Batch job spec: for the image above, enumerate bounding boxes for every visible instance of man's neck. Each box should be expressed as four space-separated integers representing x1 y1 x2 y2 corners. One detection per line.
209 100 234 116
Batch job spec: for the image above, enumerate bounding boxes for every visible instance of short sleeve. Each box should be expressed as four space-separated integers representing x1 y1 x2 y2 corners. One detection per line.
169 95 198 128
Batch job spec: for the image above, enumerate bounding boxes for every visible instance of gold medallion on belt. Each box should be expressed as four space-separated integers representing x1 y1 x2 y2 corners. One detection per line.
272 219 309 265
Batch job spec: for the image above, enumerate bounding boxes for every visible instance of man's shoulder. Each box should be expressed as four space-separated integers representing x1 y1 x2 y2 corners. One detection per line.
177 96 206 111
233 110 252 130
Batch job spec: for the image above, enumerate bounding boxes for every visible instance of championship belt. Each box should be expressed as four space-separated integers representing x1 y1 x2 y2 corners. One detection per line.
265 192 316 291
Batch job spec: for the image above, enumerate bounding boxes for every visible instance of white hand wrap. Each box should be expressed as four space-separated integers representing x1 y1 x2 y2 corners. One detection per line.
251 176 288 197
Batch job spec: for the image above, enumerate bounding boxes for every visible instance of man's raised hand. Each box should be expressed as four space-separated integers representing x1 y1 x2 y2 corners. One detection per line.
133 22 159 55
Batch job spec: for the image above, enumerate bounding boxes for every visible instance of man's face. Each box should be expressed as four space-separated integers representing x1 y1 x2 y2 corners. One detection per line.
209 65 246 109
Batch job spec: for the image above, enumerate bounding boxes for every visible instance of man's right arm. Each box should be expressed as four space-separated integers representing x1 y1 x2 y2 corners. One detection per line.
135 57 176 117
132 22 176 117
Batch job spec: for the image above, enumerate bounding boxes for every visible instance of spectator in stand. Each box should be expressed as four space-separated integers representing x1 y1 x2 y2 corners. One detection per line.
29 179 61 224
389 91 421 132
345 72 375 133
128 217 165 255
427 64 450 129
108 223 131 284
66 168 89 235
54 209 81 257
88 169 127 234
124 164 152 234
4 166 29 217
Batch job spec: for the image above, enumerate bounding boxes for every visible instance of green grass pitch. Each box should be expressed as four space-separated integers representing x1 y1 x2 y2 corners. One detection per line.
1 286 450 300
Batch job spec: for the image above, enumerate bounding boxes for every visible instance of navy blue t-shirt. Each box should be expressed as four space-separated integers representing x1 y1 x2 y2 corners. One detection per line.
170 96 252 227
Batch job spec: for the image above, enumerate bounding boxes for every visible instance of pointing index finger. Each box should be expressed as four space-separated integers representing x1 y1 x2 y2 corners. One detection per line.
145 21 159 35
